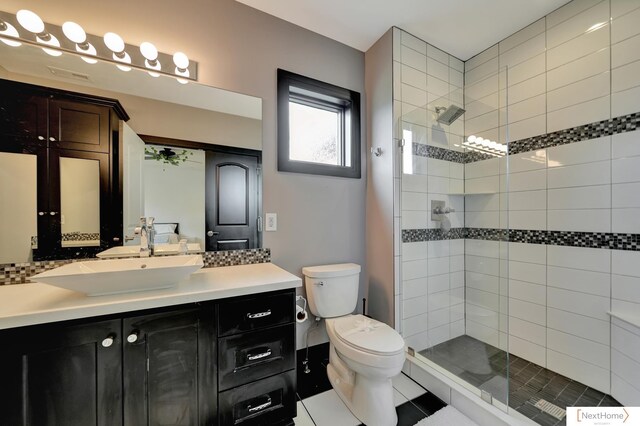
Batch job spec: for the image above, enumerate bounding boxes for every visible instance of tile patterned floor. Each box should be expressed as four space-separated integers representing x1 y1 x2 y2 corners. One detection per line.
295 344 447 425
420 335 622 426
294 373 447 426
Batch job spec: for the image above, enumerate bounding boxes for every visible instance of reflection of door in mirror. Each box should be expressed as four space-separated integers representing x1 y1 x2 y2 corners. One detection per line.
0 152 37 263
206 152 259 251
123 124 145 245
59 157 101 248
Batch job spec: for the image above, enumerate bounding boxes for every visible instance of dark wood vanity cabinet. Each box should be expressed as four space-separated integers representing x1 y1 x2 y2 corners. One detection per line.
0 79 128 259
0 289 297 426
0 318 123 426
123 307 216 426
216 290 296 426
0 79 123 152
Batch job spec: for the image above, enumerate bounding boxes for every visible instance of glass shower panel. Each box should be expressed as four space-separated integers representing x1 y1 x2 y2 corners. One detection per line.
398 63 510 410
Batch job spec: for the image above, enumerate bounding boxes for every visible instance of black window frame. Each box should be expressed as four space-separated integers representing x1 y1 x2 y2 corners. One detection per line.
277 69 361 178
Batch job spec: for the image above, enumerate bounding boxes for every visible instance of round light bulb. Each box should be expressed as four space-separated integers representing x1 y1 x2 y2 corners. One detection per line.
467 135 476 143
140 42 158 61
113 51 132 72
175 66 190 79
17 10 44 34
38 33 62 57
173 52 189 70
0 21 22 47
62 21 86 44
104 32 125 53
77 42 97 64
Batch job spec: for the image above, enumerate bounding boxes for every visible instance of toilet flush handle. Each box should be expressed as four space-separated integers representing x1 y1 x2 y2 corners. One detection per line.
315 280 324 286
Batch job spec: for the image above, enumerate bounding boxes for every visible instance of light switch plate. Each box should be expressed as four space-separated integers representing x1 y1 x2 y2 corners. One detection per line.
265 213 277 231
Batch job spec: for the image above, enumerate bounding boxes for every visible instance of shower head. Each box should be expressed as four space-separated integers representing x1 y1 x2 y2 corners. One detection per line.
435 105 465 125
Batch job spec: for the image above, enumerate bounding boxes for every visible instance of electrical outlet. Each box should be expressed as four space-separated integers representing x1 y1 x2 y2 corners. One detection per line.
265 213 277 231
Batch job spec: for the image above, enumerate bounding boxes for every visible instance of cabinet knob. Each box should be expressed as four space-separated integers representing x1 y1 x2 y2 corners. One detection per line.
38 136 45 141
127 331 139 343
49 211 58 216
38 211 45 216
49 137 56 142
207 231 220 237
101 334 116 348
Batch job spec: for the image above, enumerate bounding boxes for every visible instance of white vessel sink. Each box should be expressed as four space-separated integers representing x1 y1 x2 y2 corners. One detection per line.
97 244 203 258
154 243 203 255
96 245 142 258
31 255 204 296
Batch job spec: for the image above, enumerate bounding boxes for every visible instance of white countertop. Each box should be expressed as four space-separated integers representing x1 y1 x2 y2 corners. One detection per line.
0 263 301 330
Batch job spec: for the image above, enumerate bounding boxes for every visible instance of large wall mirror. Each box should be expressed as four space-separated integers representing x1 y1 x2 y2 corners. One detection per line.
0 40 262 264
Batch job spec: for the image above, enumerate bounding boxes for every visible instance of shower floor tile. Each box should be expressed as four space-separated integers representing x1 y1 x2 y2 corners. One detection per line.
419 335 621 426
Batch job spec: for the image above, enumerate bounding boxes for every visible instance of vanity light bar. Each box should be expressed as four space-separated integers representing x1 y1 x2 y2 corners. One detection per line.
462 135 507 158
0 10 198 83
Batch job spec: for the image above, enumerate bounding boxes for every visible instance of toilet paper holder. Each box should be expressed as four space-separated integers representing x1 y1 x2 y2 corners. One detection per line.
296 295 308 323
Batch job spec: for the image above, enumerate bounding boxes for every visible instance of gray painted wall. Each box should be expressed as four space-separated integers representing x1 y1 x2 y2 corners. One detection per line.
4 0 367 348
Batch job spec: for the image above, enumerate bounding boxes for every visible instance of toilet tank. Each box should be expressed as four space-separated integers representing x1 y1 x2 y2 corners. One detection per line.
302 263 361 318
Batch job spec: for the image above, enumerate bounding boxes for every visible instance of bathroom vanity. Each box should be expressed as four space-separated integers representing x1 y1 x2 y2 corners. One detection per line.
0 262 300 426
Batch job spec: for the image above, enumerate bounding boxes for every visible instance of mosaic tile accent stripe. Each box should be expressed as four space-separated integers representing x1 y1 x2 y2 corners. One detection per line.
412 143 467 163
404 227 640 251
411 142 500 164
402 228 465 242
0 248 271 285
508 112 640 155
410 113 640 165
465 228 640 251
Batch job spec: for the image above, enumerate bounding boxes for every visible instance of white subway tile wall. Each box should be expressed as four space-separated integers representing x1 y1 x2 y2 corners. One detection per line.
396 27 468 350
394 0 640 404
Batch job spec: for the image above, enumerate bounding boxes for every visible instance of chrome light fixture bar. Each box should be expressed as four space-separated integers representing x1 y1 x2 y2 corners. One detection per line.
0 9 198 83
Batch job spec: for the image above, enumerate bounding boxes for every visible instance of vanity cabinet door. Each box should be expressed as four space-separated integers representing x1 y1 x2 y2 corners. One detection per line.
48 99 111 153
123 306 216 426
0 319 123 426
0 88 48 145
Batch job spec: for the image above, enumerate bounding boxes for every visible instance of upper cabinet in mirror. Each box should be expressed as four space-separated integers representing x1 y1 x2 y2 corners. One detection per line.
0 39 262 264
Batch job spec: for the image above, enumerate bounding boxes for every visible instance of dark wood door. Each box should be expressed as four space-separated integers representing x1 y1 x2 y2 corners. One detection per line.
49 99 111 153
0 87 48 146
205 151 259 251
0 319 123 426
123 307 216 426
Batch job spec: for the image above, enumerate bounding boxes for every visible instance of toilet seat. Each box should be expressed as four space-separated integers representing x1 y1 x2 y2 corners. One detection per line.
332 314 405 356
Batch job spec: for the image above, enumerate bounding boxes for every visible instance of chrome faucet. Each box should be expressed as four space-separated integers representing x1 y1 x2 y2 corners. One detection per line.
136 216 155 257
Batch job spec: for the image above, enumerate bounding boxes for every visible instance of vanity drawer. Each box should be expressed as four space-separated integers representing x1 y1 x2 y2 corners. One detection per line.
218 323 295 391
218 370 296 426
217 291 294 337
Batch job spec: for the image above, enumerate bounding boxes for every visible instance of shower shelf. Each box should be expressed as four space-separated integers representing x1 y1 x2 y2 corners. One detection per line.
447 191 496 195
608 311 640 329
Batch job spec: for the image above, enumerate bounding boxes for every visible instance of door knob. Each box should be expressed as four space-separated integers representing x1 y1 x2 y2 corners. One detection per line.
207 231 220 237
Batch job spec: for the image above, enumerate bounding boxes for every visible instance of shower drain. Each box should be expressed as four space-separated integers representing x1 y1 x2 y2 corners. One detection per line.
534 398 566 420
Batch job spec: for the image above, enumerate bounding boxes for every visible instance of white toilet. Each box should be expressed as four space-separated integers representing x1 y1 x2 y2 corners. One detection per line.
303 263 406 426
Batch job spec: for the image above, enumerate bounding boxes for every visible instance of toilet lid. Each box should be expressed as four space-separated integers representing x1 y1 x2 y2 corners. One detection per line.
333 315 405 356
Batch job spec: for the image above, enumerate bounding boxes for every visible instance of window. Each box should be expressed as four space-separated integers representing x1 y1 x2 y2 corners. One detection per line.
277 69 360 178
